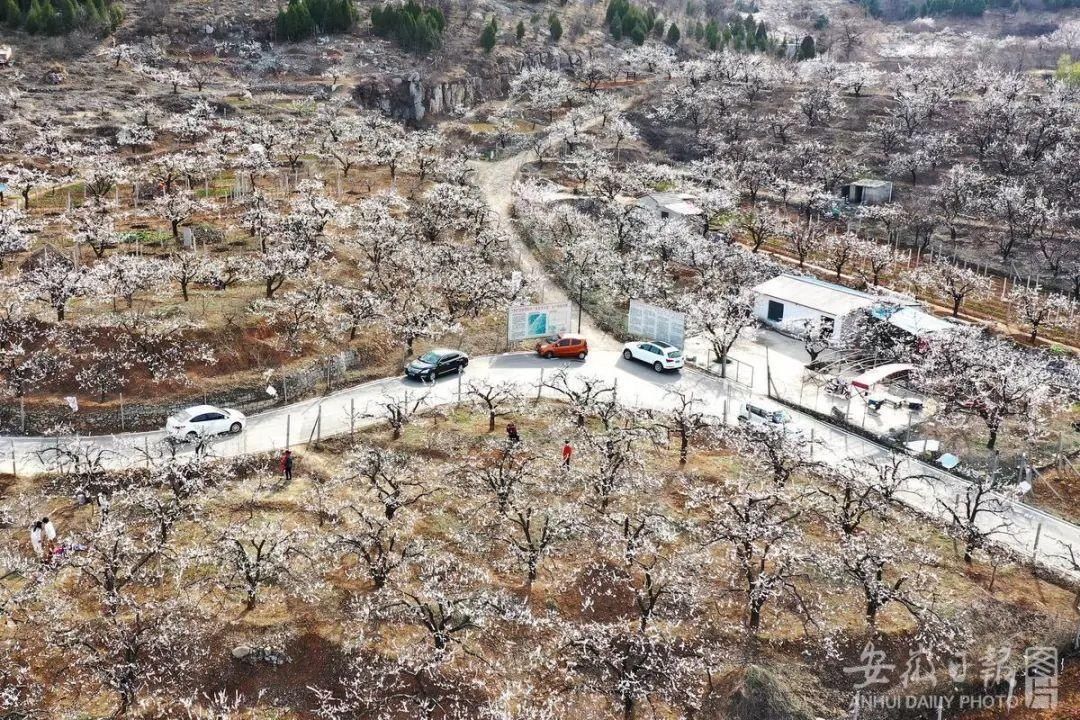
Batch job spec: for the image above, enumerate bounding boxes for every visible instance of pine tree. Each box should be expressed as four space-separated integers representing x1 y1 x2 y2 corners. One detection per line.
4 0 20 27
609 15 623 39
23 0 43 33
59 0 77 31
798 34 816 59
548 12 562 42
480 16 497 53
516 19 525 41
704 19 718 48
665 21 680 45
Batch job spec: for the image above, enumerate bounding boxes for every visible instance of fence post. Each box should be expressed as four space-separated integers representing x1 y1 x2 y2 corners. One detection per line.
316 404 322 445
1032 522 1043 563
457 366 463 404
120 393 125 433
144 436 149 468
809 428 814 458
285 414 291 449
537 368 544 401
10 440 15 478
350 398 355 436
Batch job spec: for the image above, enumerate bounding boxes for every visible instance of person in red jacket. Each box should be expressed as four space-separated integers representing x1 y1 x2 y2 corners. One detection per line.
280 450 294 482
561 441 572 469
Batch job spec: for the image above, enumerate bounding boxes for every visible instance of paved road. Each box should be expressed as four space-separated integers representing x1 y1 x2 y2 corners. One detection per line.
5 350 1079 581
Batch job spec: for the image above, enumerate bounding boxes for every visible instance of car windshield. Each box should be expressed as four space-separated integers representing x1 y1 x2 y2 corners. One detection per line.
546 336 560 343
419 352 441 364
771 411 788 423
668 350 683 358
173 409 193 421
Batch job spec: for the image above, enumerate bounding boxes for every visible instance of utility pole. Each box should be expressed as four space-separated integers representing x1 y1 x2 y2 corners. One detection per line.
578 279 584 333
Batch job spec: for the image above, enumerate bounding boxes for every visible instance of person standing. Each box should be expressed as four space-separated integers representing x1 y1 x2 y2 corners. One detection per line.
561 440 573 469
42 517 57 555
280 450 294 483
507 422 520 444
29 522 44 560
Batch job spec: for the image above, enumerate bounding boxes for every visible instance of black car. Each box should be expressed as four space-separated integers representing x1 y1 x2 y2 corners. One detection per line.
405 349 469 381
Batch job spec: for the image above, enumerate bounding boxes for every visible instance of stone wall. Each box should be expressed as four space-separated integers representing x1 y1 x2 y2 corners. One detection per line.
352 47 598 122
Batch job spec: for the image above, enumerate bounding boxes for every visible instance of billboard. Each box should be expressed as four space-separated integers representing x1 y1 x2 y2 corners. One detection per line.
628 299 685 349
508 302 573 342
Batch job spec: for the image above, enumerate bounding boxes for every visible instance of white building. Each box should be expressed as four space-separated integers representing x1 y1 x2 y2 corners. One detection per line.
751 274 877 337
635 192 703 224
752 274 955 341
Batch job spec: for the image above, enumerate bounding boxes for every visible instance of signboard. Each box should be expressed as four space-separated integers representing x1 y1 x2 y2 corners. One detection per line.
628 299 686 349
508 302 572 343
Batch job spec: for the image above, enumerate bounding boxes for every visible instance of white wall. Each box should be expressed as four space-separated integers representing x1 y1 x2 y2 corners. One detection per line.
753 294 843 333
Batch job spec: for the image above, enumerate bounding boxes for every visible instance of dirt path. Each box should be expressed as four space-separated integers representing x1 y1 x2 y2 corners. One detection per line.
468 118 626 352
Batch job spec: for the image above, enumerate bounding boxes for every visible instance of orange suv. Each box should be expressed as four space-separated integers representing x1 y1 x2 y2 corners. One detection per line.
535 333 589 360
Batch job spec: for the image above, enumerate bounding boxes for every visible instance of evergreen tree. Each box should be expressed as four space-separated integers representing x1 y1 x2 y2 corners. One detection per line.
480 16 497 53
548 12 561 42
665 21 680 45
798 34 816 59
4 0 20 27
704 19 719 48
516 19 525 40
23 0 43 33
630 22 646 44
609 14 623 39
652 16 665 36
755 19 767 46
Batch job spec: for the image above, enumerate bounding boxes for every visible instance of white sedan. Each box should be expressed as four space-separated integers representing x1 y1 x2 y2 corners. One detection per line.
165 405 246 441
621 340 684 372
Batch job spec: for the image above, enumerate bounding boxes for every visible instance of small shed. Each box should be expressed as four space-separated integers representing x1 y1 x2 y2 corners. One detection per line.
840 179 893 205
635 192 703 222
752 274 877 337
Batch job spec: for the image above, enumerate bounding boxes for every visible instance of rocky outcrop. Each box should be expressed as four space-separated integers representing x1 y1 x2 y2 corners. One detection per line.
352 47 599 122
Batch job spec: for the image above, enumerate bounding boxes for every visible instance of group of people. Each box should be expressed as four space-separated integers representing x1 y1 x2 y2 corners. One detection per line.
29 517 57 561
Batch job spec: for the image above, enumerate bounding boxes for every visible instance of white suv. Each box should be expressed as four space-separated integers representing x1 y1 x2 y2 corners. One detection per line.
166 405 246 441
622 340 684 372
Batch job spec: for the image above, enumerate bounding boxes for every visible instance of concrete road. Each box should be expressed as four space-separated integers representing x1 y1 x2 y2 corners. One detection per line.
4 350 1079 581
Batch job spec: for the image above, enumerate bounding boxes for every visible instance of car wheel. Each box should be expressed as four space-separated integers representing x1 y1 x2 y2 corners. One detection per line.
427 371 436 382
461 358 469 368
653 361 664 373
544 351 554 359
622 349 633 360
186 431 199 442
577 351 586 360
230 422 242 434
